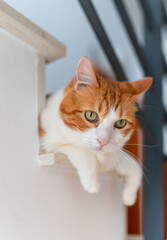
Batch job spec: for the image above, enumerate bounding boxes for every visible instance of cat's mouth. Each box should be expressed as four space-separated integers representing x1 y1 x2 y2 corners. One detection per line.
98 145 110 151
89 142 111 152
82 136 111 151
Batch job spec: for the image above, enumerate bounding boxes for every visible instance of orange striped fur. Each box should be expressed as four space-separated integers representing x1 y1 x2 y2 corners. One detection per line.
60 58 152 136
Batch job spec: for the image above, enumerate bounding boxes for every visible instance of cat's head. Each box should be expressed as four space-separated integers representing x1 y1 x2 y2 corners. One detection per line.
59 57 152 152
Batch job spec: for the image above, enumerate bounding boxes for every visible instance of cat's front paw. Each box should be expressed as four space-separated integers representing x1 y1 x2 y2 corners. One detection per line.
79 172 99 193
122 189 137 206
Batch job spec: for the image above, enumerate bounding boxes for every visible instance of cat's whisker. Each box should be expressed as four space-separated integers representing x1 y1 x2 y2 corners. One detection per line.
122 148 150 173
135 113 148 122
120 149 152 187
141 105 161 110
120 150 151 185
125 143 160 148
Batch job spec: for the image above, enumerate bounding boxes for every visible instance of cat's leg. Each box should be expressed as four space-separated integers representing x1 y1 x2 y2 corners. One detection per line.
116 151 142 206
59 146 100 193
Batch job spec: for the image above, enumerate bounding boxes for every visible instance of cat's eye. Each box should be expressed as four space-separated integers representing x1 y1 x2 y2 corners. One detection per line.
85 111 98 122
114 119 127 129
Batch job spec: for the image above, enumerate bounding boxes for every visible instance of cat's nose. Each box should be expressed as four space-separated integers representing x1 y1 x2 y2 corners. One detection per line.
97 138 110 147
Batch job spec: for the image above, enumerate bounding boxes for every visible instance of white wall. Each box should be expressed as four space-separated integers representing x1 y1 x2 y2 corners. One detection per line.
0 28 126 240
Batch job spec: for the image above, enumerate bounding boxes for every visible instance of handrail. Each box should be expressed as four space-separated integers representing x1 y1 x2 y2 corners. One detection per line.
78 0 127 82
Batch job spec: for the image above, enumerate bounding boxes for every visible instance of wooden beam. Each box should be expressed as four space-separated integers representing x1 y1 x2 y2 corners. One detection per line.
0 0 66 63
125 124 144 235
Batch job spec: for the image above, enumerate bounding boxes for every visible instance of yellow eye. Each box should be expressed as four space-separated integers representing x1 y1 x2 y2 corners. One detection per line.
85 111 98 122
114 119 127 129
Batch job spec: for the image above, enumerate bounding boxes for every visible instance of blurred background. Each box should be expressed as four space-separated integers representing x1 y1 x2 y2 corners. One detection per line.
4 0 146 91
3 0 167 239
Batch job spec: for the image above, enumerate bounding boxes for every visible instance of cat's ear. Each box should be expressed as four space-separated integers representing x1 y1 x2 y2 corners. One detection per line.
74 56 99 90
130 77 153 105
131 77 153 96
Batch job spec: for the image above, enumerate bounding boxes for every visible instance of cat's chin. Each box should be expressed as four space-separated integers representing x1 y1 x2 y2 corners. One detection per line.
82 144 101 152
98 147 116 153
84 144 117 153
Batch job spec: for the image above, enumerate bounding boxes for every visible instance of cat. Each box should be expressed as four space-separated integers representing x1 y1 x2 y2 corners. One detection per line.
39 56 152 206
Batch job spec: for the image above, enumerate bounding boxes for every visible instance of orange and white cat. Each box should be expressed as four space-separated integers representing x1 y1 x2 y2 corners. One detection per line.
39 57 152 206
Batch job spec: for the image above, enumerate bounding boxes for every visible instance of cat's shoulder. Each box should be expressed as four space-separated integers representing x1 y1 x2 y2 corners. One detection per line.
46 88 65 108
40 88 65 126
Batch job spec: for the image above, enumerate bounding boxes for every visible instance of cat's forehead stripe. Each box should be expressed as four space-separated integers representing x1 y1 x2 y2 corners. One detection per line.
105 106 118 121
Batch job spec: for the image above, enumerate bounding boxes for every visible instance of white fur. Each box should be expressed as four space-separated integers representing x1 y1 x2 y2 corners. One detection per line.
40 89 142 206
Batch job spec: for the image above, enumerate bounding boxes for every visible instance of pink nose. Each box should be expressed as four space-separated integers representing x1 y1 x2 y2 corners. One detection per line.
98 138 110 147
